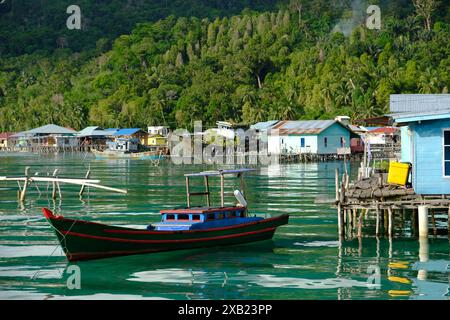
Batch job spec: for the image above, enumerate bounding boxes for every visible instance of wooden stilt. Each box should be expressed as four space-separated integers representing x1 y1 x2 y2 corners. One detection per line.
431 210 437 236
19 167 30 202
375 205 380 236
357 210 363 238
338 203 344 236
353 209 357 230
388 207 393 237
79 168 91 197
52 169 58 199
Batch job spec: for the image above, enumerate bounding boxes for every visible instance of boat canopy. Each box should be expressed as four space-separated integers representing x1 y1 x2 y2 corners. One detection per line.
183 168 255 208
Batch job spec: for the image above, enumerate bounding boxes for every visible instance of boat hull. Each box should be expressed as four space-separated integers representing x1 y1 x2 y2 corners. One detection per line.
92 149 164 160
42 208 289 261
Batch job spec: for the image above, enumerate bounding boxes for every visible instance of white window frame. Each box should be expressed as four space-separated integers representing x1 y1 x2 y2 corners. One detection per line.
443 129 450 177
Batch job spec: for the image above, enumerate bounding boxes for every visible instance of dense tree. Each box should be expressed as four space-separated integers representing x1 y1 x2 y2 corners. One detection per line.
0 0 449 131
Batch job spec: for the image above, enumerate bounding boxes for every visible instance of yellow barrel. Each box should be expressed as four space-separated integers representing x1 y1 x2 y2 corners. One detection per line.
387 162 411 186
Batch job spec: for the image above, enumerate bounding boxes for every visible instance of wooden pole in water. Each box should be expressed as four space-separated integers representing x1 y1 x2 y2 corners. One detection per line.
204 176 210 207
220 173 225 207
388 206 393 237
79 168 91 197
357 210 363 238
338 203 344 236
19 167 30 202
52 169 58 199
185 176 190 208
375 205 380 236
431 210 437 236
335 168 339 202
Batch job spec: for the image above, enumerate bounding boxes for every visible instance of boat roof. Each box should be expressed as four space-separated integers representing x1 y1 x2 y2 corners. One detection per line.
184 168 255 177
161 206 245 214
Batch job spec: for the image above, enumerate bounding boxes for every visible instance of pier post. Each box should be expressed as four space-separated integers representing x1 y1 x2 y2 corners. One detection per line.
335 168 339 202
375 205 380 236
19 167 30 202
418 237 429 281
338 203 344 236
79 168 91 197
357 210 363 238
418 205 429 238
387 207 393 237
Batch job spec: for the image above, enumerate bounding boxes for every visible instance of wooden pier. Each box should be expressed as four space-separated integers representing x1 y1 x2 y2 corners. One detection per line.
279 152 363 163
0 167 127 202
335 168 450 239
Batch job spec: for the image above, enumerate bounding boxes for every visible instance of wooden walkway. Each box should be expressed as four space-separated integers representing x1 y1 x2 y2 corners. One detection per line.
335 169 450 238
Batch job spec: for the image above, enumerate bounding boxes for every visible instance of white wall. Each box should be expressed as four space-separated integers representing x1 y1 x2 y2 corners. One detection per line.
268 135 318 155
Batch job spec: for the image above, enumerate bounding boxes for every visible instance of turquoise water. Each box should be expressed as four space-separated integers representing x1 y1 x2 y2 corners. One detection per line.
0 153 449 300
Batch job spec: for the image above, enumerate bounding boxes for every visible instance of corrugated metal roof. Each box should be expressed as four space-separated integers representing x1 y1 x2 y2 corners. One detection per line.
270 120 338 135
22 124 76 135
390 94 450 113
113 128 143 136
250 120 279 130
368 127 399 134
77 126 110 137
0 132 15 139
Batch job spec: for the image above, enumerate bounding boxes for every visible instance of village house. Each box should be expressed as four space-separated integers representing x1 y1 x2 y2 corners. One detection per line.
0 132 14 149
12 124 78 148
267 119 355 155
77 126 110 147
112 128 149 146
147 134 167 147
148 126 170 137
390 94 450 195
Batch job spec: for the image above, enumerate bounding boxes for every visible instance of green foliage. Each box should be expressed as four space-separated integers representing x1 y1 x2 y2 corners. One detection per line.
0 0 449 131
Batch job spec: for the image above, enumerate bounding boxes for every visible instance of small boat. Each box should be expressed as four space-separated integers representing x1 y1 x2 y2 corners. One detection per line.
43 169 289 261
92 138 165 160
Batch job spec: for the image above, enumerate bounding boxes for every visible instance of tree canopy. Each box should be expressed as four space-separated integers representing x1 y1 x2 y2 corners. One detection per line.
1 0 449 131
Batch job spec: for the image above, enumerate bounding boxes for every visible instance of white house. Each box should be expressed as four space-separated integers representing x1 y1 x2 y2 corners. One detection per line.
148 126 169 137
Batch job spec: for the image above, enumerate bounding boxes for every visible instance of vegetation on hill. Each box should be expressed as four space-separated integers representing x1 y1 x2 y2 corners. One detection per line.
0 0 449 131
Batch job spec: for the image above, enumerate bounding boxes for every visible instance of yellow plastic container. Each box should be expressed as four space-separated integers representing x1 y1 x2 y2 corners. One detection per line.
387 162 411 186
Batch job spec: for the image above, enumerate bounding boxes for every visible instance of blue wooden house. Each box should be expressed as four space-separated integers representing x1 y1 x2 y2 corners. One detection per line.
390 94 450 195
267 120 355 155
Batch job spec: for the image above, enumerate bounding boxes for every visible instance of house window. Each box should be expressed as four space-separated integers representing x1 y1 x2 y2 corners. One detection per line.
444 130 450 176
340 137 345 147
324 137 328 148
300 138 305 148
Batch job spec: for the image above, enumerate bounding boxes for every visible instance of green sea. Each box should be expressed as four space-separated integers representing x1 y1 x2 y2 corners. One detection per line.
0 153 449 300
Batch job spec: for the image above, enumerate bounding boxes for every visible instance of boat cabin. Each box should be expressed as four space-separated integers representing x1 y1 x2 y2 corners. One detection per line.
150 169 263 231
107 137 139 152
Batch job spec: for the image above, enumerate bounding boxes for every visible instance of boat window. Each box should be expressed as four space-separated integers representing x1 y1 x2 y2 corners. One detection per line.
178 214 189 220
236 211 242 217
230 211 237 217
192 214 201 221
206 213 215 220
166 214 175 220
217 212 224 219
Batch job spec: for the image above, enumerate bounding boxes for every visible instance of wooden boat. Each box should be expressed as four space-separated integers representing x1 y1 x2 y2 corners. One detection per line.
92 138 165 160
92 148 164 160
43 169 289 261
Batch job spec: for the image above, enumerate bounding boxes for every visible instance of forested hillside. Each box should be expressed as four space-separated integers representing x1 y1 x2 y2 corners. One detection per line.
0 0 449 131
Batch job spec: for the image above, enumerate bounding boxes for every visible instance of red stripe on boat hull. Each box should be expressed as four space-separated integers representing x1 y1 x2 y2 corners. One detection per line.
60 227 276 244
